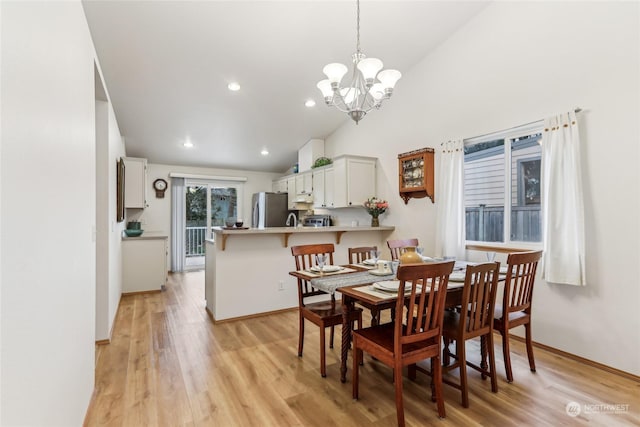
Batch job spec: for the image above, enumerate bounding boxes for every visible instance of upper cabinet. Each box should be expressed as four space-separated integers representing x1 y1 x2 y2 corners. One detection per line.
333 155 376 208
286 176 296 209
312 166 334 208
295 171 313 195
273 155 376 209
123 157 147 209
272 177 287 193
398 148 434 204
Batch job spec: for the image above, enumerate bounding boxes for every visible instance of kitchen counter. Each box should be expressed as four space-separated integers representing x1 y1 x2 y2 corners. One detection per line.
121 232 168 241
211 225 394 250
205 225 396 321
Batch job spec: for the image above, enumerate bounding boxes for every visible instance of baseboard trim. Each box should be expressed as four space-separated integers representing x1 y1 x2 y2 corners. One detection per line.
208 307 297 324
121 289 161 296
508 334 640 382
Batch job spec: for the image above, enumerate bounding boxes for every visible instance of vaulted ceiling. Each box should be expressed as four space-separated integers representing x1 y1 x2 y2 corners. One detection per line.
83 1 489 173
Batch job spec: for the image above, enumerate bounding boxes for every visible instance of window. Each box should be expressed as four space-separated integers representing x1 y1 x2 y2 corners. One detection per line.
464 124 543 246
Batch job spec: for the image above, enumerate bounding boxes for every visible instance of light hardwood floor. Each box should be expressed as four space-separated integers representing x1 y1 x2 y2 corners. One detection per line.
86 271 639 426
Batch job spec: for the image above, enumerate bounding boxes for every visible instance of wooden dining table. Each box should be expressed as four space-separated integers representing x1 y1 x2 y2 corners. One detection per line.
289 261 476 382
290 261 490 382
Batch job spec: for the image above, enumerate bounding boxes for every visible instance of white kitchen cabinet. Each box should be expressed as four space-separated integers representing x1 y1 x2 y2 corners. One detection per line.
272 178 287 193
312 166 334 208
332 155 376 208
324 168 335 208
122 235 168 293
295 171 313 195
286 176 296 209
123 157 147 208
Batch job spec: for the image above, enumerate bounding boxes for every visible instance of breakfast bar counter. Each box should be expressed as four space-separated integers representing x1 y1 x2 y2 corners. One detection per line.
205 225 395 321
211 225 395 250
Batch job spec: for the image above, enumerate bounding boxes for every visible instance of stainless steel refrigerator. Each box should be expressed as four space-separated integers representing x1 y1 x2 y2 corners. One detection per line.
251 192 289 228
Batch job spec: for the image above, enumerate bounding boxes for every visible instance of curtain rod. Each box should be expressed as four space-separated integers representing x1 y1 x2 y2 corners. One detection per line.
443 107 583 146
169 172 247 182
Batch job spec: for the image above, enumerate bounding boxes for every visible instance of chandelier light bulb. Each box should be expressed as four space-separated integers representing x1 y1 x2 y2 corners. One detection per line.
377 69 402 90
369 83 385 101
322 63 348 85
356 58 383 85
316 80 334 102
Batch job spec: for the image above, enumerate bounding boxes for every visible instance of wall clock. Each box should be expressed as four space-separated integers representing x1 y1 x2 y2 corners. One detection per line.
153 178 168 198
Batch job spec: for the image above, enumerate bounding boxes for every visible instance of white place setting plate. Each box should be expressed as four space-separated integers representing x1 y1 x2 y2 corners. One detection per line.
362 259 378 266
373 280 403 292
448 272 467 282
310 265 343 273
372 281 422 293
369 270 393 276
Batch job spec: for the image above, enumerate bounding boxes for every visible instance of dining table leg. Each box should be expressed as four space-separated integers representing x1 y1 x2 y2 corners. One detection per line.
341 294 354 383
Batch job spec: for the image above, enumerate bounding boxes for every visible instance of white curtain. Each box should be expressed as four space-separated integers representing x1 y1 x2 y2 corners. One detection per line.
541 111 586 286
171 177 186 272
435 140 466 259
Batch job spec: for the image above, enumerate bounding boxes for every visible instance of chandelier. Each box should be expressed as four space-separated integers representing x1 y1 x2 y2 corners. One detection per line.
316 0 401 124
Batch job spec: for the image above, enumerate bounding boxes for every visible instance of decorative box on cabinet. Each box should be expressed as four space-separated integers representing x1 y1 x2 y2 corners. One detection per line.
122 235 168 293
123 157 147 208
398 148 434 204
333 155 376 208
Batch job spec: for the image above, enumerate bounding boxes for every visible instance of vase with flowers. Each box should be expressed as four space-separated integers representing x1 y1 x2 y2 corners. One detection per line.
364 197 388 227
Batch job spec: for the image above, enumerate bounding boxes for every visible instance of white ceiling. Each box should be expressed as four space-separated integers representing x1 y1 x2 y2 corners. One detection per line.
83 1 488 173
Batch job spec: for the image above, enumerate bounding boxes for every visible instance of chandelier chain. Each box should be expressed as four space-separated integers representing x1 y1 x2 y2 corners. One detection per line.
356 0 360 55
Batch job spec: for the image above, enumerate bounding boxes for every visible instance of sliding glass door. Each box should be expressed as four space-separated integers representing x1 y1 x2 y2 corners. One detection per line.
183 179 243 270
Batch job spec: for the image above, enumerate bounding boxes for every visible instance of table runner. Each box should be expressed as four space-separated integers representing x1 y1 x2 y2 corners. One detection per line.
310 271 395 294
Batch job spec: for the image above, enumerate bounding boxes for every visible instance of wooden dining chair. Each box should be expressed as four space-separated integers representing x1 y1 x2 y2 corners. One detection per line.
352 261 455 426
494 250 543 383
387 238 419 261
348 246 378 264
291 244 362 377
441 262 500 407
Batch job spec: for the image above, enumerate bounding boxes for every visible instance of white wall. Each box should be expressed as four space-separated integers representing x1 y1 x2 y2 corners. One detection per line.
137 163 281 268
106 105 126 337
95 100 110 339
326 2 640 375
95 91 126 341
1 1 97 424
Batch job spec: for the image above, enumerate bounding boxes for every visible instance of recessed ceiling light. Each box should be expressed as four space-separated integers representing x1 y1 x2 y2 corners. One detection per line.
228 82 241 91
261 149 269 156
183 141 194 148
305 99 316 107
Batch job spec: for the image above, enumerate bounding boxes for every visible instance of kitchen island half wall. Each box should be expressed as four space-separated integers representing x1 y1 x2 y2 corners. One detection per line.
205 226 394 321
